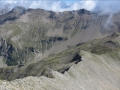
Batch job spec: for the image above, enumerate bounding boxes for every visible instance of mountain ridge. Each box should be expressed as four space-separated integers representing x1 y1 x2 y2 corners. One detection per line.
0 6 120 81
0 6 120 65
0 6 120 90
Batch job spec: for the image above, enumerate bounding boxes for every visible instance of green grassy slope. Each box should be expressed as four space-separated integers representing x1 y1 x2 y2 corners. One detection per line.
0 32 120 80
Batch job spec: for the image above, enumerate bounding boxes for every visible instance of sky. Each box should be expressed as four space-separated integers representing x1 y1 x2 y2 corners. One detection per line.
0 0 120 13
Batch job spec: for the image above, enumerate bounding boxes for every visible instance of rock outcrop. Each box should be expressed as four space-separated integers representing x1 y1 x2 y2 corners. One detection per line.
0 6 26 24
0 51 120 90
0 7 120 85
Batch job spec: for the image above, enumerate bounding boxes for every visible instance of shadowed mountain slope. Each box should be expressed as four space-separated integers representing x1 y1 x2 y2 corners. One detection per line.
0 7 120 90
0 32 120 81
0 6 120 81
0 50 120 90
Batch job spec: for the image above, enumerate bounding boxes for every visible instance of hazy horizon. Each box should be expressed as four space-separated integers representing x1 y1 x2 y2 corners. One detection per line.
0 0 120 13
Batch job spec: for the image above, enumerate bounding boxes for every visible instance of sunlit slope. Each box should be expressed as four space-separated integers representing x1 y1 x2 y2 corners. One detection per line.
0 7 120 66
0 51 120 90
0 32 120 80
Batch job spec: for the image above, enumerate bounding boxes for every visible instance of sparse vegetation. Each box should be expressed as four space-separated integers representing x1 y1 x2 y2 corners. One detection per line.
0 7 120 84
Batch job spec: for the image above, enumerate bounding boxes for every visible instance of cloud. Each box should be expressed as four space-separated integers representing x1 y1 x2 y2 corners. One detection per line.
93 0 120 27
95 0 120 14
0 0 96 12
0 0 120 13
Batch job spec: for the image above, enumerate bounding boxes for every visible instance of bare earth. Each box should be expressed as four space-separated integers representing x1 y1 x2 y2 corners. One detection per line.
0 51 119 90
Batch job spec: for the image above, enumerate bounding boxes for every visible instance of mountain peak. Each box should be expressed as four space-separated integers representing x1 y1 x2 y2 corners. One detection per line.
78 9 91 14
0 6 26 24
12 6 26 15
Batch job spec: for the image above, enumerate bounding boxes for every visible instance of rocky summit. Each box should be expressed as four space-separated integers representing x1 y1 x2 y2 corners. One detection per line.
0 6 120 90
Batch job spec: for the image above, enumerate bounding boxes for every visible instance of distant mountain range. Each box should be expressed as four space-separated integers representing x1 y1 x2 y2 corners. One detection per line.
0 7 119 89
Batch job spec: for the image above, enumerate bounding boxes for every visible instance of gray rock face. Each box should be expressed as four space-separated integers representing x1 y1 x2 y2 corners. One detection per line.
0 50 82 80
0 38 8 57
0 6 26 24
0 51 120 90
12 6 26 15
0 7 120 84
